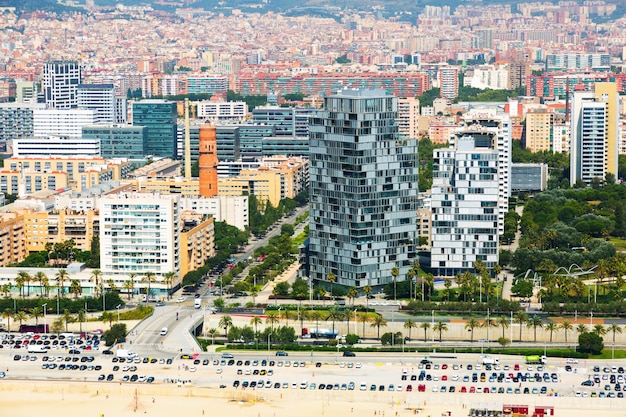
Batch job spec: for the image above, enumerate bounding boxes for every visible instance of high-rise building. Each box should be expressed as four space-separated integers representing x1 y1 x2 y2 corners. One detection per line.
570 82 619 185
252 106 316 137
132 100 177 158
431 130 500 276
439 67 459 100
0 103 45 140
42 60 82 109
308 90 419 290
99 193 181 294
77 84 116 124
524 109 554 152
397 97 421 139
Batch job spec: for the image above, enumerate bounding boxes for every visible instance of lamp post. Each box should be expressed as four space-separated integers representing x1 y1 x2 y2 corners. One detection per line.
116 304 121 322
353 309 357 335
42 303 47 334
102 290 106 313
431 310 434 343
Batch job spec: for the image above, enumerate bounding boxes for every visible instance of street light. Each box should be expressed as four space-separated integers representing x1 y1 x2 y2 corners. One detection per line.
42 303 47 334
116 304 121 322
431 310 434 343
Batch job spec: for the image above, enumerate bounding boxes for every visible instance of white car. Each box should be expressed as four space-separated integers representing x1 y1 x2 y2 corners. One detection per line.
566 358 579 364
355 363 362 368
215 368 222 374
452 375 459 381
432 385 439 392
189 366 197 372
176 296 186 303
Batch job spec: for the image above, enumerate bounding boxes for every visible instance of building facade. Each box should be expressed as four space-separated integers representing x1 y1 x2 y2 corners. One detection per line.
308 89 419 290
42 60 82 109
77 84 116 124
132 100 177 159
83 125 146 159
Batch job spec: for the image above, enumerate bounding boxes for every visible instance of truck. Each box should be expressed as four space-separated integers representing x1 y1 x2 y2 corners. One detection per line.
525 355 547 364
481 356 499 366
301 327 338 339
27 345 48 353
116 349 137 359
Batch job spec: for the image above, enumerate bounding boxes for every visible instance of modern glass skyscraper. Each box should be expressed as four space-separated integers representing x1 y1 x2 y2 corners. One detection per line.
308 89 419 291
132 100 177 158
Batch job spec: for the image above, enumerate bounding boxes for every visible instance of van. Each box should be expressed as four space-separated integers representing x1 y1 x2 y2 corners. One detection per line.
300 380 308 389
194 298 202 309
159 327 168 336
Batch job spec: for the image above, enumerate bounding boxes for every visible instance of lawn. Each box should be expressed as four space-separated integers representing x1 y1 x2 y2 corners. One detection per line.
607 237 626 252
589 349 626 360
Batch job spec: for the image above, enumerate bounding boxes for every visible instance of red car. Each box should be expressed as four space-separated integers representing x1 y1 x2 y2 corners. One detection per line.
514 364 520 371
418 384 426 392
441 364 448 369
406 385 413 392
469 386 476 393
441 375 448 381
460 386 467 393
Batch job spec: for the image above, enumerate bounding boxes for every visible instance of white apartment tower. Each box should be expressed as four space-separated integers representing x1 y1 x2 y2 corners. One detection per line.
99 193 182 296
42 60 82 109
431 130 500 276
77 84 116 124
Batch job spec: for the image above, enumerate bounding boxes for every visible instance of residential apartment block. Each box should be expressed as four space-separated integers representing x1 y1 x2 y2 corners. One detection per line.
0 213 26 267
24 208 98 253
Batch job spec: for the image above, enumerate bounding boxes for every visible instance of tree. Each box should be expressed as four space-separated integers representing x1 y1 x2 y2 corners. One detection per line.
370 315 387 339
357 313 369 337
391 266 399 301
544 322 559 342
607 323 623 345
207 328 218 345
497 316 510 339
76 309 86 333
69 279 82 299
433 321 448 342
347 287 358 306
141 272 157 302
250 316 262 335
2 309 13 332
15 272 27 298
101 311 115 328
2 283 12 298
381 331 403 346
465 318 481 342
14 310 28 326
560 320 574 343
345 333 360 346
364 285 372 311
327 308 343 335
593 324 607 337
327 272 336 300
514 311 528 342
55 269 69 298
420 322 431 342
578 332 604 355
273 282 290 297
266 312 279 330
576 324 588 336
62 309 74 331
29 306 43 325
309 310 322 334
404 319 417 340
103 323 127 346
34 271 48 296
213 297 225 312
527 316 543 342
497 337 511 347
20 271 32 297
162 271 177 298
219 315 233 337
90 269 102 297
122 280 134 300
511 279 534 298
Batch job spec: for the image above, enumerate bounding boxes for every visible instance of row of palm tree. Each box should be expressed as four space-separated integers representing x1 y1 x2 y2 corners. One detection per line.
2 270 179 300
1 306 88 332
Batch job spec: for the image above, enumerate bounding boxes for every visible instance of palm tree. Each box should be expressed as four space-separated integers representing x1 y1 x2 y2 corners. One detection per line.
544 322 559 342
101 311 115 328
250 316 262 335
34 272 47 296
23 272 32 297
526 316 543 342
76 309 86 333
1 283 11 298
327 272 336 301
420 322 431 342
358 313 369 338
407 267 416 300
128 273 137 299
370 315 387 339
266 312 279 330
69 279 82 299
433 320 448 342
29 306 43 325
90 269 102 297
560 320 574 343
122 280 134 300
15 273 25 298
309 310 322 335
162 271 177 299
41 276 51 297
2 309 13 332
327 308 343 335
482 318 496 341
318 287 327 305
347 287 358 306
465 318 481 343
514 311 528 342
497 316 510 339
218 315 233 338
404 319 417 340
593 324 607 337
62 309 74 331
576 324 588 335
14 311 28 327
207 328 218 345
141 272 157 302
364 285 373 311
55 269 69 298
391 266 399 301
280 309 291 325
608 323 622 345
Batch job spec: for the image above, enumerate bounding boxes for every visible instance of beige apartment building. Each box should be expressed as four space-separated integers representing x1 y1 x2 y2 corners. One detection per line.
180 212 215 278
0 212 27 267
23 208 98 253
135 176 200 197
525 109 554 152
218 170 283 207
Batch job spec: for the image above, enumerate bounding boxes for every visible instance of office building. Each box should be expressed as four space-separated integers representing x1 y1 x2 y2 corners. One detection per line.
570 82 619 185
545 53 611 72
99 193 182 293
431 130 500 276
186 75 229 95
252 106 316 137
42 60 82 109
197 101 246 121
33 108 96 138
82 125 145 159
511 163 549 193
132 100 177 158
13 137 101 158
77 84 116 124
262 137 309 157
216 126 240 161
238 125 275 159
15 80 36 103
308 89 419 290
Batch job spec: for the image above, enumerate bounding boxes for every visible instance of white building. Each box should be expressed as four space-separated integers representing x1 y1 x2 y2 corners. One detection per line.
33 108 96 138
42 60 82 109
469 64 510 90
99 193 181 295
13 137 101 158
397 97 421 139
196 100 247 121
431 132 500 276
77 84 116 124
179 195 249 230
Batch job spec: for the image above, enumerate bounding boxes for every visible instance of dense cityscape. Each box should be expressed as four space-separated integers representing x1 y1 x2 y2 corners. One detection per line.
1 1 626 416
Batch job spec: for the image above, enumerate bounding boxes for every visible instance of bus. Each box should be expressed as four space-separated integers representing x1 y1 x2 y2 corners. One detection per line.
19 324 49 333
